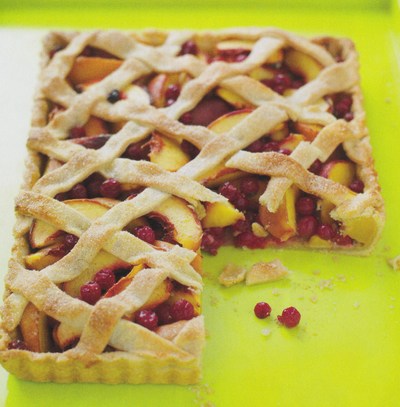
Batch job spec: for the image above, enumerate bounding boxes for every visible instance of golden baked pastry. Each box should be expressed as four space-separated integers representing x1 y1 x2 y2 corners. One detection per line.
0 28 384 384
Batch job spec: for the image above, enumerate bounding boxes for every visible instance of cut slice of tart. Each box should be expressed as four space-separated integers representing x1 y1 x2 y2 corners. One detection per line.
0 28 383 384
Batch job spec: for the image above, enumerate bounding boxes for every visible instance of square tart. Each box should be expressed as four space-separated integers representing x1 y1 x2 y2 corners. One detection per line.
0 28 384 384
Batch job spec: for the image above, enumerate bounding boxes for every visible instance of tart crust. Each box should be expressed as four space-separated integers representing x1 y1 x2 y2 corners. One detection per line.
0 28 384 384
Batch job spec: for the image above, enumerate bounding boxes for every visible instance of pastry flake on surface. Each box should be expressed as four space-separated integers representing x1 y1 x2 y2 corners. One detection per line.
0 28 384 384
245 259 289 286
388 255 400 270
218 263 247 287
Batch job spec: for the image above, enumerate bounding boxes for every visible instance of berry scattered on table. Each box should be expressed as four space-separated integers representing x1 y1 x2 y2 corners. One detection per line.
277 306 301 328
254 302 272 319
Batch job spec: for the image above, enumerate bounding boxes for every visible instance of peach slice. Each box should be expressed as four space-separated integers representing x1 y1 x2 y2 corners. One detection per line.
191 250 203 274
149 132 190 172
20 303 50 352
68 56 122 85
202 201 244 228
216 40 283 63
123 83 150 104
215 87 253 110
208 108 252 133
30 198 116 249
166 287 201 316
270 122 289 141
53 323 80 351
285 49 323 82
25 244 65 270
84 116 108 137
103 264 144 298
249 66 275 81
149 197 202 251
266 49 285 64
259 185 299 241
342 215 379 246
148 73 188 108
293 122 323 141
279 133 306 151
63 250 131 298
200 109 251 186
110 121 126 133
309 235 333 249
319 160 356 224
201 164 244 188
319 160 356 184
135 279 173 314
104 267 172 319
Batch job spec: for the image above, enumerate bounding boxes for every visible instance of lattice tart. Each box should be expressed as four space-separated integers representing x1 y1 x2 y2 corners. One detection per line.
0 28 384 384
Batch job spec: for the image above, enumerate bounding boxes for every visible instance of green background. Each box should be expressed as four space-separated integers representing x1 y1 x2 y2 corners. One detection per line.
0 1 400 406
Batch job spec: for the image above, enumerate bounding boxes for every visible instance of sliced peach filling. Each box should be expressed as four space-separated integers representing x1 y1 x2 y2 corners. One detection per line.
198 110 363 254
20 194 204 352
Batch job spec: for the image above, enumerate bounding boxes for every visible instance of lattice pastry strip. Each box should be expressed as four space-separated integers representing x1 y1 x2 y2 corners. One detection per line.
0 28 384 384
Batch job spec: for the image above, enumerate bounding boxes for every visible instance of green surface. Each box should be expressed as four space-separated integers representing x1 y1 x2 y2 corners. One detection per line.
1 2 400 407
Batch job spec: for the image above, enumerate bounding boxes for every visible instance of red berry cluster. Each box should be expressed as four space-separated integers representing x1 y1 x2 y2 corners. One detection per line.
212 48 250 63
246 137 292 156
165 84 181 106
261 69 304 95
219 179 259 212
124 140 151 161
254 302 301 328
295 193 354 246
133 225 156 245
135 299 195 331
332 93 353 121
201 227 225 255
7 339 29 350
47 233 79 258
179 40 198 56
55 174 123 201
79 267 116 305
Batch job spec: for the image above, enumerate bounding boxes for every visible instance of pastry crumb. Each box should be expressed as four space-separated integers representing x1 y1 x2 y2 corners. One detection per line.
219 259 290 287
261 328 272 336
318 278 335 290
272 288 281 296
209 295 219 306
353 301 360 309
190 383 214 407
245 259 289 286
218 263 247 287
309 295 318 303
388 255 400 270
251 222 269 237
336 274 346 282
312 269 321 276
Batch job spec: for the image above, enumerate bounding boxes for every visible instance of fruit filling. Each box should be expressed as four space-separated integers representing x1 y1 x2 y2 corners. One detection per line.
23 190 202 351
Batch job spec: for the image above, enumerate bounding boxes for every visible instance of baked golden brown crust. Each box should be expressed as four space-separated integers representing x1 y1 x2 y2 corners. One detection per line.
0 28 384 384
